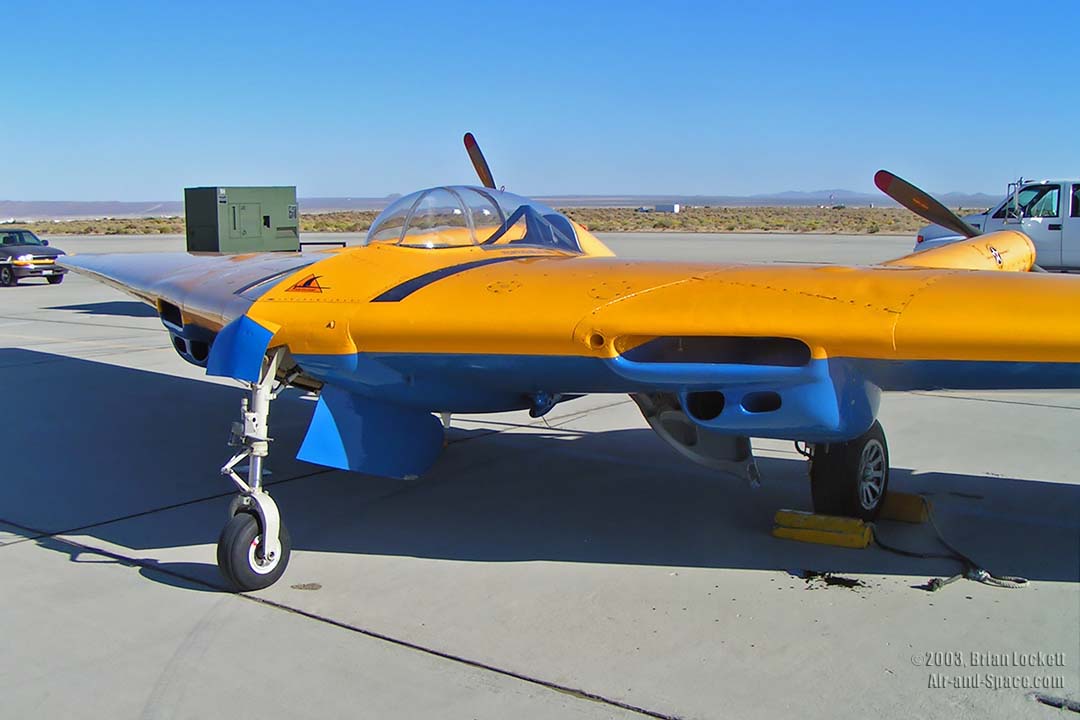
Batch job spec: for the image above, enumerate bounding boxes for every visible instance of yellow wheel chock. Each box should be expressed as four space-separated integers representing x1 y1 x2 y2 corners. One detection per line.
772 510 872 548
772 492 929 548
879 491 930 523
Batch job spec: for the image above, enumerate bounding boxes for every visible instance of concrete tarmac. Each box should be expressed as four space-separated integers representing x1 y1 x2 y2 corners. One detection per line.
0 232 1076 719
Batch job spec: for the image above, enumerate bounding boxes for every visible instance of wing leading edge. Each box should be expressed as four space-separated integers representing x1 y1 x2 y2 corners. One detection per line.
59 251 321 333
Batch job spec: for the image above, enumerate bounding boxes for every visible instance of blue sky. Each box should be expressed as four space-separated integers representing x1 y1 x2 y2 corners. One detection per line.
4 0 1077 200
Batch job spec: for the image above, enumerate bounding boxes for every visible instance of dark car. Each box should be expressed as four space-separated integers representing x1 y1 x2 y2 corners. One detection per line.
0 229 67 286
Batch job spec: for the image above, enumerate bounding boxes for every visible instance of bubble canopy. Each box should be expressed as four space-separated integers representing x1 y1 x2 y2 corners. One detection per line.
365 186 581 253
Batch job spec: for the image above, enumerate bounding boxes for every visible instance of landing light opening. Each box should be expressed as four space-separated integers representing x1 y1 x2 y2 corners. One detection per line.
685 391 725 421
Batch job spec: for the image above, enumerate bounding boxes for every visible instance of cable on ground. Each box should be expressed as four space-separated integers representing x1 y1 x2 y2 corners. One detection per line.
871 498 1028 591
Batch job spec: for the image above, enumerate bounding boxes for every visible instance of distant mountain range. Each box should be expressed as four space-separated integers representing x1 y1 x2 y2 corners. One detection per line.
743 189 999 209
0 190 1000 221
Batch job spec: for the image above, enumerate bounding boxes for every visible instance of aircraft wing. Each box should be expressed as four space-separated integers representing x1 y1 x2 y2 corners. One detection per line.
58 228 1080 480
59 250 326 332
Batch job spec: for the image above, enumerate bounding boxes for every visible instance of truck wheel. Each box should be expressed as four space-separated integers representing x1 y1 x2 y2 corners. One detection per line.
0 266 15 287
47 274 64 285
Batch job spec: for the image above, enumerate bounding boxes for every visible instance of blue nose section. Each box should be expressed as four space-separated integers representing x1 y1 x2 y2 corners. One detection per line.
206 315 277 383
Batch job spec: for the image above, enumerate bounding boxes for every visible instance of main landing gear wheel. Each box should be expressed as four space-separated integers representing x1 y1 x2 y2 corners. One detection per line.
217 511 292 591
217 347 293 592
810 420 889 521
0 266 15 287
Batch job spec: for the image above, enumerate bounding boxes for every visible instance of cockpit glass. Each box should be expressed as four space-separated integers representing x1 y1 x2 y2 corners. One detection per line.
481 203 579 252
364 186 581 253
460 188 504 242
367 190 421 243
399 187 471 248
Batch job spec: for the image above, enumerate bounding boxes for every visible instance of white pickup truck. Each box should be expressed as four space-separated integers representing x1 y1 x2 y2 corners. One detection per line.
915 179 1080 270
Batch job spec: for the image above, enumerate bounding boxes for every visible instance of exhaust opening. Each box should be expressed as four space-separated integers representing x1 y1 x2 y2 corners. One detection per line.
685 391 725 421
189 340 210 362
741 391 782 414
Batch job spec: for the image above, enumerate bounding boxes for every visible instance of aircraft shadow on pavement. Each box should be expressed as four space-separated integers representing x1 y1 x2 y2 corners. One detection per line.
1 347 1077 589
47 301 159 318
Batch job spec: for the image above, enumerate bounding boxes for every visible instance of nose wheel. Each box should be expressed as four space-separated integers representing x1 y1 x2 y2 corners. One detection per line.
216 348 293 592
218 510 292 591
809 420 890 521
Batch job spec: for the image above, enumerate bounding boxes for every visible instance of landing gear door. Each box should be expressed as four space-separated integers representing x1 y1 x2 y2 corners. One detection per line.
1062 183 1080 269
1011 184 1063 268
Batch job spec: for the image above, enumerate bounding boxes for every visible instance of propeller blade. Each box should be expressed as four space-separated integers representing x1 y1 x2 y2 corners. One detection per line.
874 169 982 239
463 132 496 189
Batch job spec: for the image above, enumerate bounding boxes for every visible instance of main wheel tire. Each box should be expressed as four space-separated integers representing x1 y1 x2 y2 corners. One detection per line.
217 511 291 591
0 266 15 287
810 420 889 521
47 274 64 284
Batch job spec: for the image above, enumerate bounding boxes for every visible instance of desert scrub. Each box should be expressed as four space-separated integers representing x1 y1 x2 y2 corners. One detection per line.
561 206 937 234
6 205 977 236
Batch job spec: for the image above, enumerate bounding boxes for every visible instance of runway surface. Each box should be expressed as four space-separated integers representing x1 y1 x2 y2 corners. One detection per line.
0 232 1076 719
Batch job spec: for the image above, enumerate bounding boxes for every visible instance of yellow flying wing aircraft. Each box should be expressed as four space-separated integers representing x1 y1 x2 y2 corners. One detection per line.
60 135 1080 591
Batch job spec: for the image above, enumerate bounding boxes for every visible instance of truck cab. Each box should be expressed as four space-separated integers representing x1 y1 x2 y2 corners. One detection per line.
915 180 1080 270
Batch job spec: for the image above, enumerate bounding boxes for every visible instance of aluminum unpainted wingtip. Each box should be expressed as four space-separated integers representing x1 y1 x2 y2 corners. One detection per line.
56 254 86 269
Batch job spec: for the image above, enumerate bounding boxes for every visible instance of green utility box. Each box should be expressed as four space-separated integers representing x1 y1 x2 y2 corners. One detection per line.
184 186 300 253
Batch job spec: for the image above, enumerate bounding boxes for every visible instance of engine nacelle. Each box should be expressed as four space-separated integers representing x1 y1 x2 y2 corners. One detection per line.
885 229 1035 272
632 392 760 485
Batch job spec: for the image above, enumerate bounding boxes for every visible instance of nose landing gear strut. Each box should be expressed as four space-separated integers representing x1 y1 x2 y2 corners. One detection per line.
217 348 292 591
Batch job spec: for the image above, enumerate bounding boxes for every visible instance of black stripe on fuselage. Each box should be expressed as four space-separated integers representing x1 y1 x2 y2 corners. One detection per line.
233 262 315 297
371 256 525 302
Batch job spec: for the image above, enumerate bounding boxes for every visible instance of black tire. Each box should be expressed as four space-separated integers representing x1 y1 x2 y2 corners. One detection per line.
217 511 291 591
47 274 64 285
0 266 15 287
810 420 889 521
